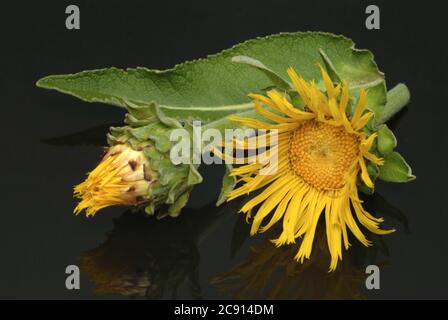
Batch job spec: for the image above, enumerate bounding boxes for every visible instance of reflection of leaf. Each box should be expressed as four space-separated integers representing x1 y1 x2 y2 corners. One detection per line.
37 32 386 122
41 123 120 146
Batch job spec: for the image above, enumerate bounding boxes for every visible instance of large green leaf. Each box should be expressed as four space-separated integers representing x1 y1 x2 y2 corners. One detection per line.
36 32 386 122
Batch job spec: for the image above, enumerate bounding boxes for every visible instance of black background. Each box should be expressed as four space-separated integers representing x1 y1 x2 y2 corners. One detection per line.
0 0 447 299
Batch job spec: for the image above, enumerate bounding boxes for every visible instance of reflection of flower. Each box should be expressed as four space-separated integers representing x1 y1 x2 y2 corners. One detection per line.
211 223 366 300
223 66 393 271
74 144 153 217
81 212 200 298
80 204 228 299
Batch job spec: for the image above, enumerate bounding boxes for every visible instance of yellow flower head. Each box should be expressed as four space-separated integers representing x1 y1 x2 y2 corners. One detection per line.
225 65 394 271
74 144 152 217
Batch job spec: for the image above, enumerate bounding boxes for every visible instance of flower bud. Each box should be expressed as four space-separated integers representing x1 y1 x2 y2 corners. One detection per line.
73 101 202 218
74 144 154 217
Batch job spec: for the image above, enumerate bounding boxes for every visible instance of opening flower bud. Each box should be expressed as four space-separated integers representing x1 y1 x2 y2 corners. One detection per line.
74 144 153 217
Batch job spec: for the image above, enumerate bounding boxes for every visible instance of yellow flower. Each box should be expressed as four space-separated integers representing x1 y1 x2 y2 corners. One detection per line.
222 66 394 271
74 144 153 217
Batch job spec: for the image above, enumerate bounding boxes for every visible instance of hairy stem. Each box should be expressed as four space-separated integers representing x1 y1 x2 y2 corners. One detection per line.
375 83 411 126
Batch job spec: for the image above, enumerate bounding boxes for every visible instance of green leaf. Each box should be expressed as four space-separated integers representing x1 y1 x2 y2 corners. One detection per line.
36 32 386 122
378 152 416 183
231 55 291 90
377 124 397 156
318 49 342 83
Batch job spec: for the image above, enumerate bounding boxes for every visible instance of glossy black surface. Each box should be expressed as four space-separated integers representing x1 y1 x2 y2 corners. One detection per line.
0 0 447 299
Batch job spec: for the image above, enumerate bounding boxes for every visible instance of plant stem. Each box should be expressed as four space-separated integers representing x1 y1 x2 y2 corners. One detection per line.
375 83 411 126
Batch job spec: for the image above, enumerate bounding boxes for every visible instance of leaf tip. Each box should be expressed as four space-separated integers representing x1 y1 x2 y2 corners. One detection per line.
35 77 48 88
36 75 59 89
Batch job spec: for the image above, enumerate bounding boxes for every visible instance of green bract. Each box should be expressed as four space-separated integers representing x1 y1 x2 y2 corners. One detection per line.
108 101 202 218
36 31 414 215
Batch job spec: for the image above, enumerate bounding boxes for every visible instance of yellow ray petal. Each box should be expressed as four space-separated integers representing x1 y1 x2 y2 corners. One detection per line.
318 64 337 99
251 178 298 235
351 89 368 127
259 180 299 232
239 174 292 213
253 100 295 123
353 112 373 131
358 157 374 188
353 201 396 235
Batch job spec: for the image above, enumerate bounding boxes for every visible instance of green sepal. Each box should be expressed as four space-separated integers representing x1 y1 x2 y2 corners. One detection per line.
144 202 155 216
129 123 173 153
378 151 416 183
109 101 202 218
188 165 203 185
216 165 238 206
376 124 397 156
167 192 191 218
358 162 380 195
124 100 157 125
167 179 189 204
